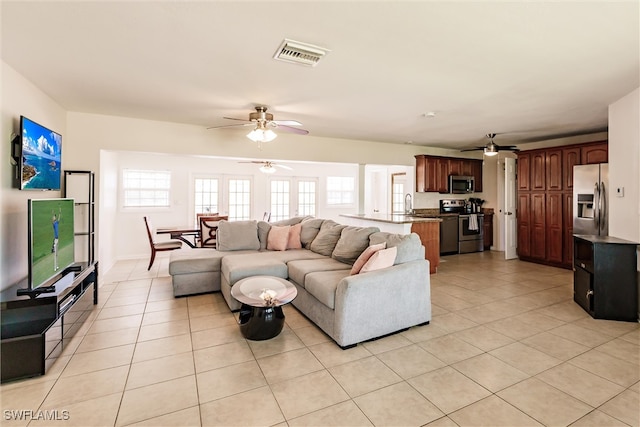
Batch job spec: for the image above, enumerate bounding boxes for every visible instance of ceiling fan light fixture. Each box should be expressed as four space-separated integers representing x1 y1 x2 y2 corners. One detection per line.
484 146 498 156
246 126 277 144
259 164 276 174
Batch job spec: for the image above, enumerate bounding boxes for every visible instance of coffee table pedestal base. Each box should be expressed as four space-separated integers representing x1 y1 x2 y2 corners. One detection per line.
238 304 285 340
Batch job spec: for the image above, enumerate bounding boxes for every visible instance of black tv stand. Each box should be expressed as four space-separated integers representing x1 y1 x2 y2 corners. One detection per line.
1 262 98 383
16 286 57 298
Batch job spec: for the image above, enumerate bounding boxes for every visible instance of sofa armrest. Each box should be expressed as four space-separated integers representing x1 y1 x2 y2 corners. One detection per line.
332 259 431 346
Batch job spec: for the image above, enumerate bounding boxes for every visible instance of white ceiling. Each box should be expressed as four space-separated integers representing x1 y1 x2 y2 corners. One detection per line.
2 1 638 150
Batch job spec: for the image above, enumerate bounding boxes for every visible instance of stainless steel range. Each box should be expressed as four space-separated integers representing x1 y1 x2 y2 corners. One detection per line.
440 199 484 254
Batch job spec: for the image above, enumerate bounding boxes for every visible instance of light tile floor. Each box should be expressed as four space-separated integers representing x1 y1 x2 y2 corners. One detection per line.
2 251 639 426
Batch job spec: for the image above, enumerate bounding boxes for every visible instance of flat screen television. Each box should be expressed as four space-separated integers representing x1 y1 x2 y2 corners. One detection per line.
28 199 75 290
19 116 62 191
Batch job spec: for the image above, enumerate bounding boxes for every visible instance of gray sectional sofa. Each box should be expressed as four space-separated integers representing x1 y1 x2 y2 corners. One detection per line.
168 217 431 348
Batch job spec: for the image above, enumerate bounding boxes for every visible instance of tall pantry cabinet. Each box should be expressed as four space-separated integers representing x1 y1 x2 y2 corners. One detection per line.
516 142 607 269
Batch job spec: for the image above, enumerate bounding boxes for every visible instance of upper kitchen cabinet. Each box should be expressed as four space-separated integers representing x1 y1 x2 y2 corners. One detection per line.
415 155 427 192
517 152 530 191
562 147 581 190
531 151 546 190
545 148 563 191
415 155 483 193
581 142 608 164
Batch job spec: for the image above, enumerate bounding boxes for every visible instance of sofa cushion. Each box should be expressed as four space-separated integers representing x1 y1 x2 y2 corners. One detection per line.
288 258 351 289
217 220 260 251
257 221 271 250
350 242 386 275
287 223 303 249
304 270 351 309
267 225 290 251
169 249 227 275
369 232 423 265
273 216 310 226
300 218 324 249
266 248 326 263
309 220 346 256
332 226 379 264
360 246 397 273
221 253 288 285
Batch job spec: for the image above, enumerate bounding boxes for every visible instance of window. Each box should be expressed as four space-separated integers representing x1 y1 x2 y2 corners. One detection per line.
297 180 316 216
228 178 251 220
327 176 355 205
122 169 171 207
270 180 290 222
194 178 220 215
391 173 407 213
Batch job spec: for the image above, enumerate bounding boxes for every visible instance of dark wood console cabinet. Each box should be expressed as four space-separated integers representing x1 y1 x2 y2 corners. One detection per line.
1 262 98 383
573 236 638 321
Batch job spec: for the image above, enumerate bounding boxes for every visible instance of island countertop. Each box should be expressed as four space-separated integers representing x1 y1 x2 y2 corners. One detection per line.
340 213 442 224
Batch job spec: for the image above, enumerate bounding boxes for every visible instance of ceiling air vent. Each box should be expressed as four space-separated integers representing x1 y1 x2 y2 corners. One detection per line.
273 39 330 67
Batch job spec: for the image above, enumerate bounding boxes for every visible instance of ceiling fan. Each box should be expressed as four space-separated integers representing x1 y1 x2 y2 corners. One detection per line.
238 160 293 174
461 133 520 156
208 106 309 146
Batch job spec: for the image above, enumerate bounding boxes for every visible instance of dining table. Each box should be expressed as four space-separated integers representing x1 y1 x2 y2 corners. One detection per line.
156 226 200 248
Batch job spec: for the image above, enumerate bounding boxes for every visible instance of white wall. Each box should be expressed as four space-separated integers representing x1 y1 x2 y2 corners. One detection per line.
1 61 67 290
105 151 359 264
608 87 640 243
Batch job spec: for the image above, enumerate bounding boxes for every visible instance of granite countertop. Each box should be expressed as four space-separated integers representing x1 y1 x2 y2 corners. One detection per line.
340 213 442 224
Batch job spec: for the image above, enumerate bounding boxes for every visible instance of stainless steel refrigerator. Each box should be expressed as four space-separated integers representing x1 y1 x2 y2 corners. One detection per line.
573 163 608 236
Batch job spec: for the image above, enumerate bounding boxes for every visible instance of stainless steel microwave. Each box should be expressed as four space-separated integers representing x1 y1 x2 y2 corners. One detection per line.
449 175 475 194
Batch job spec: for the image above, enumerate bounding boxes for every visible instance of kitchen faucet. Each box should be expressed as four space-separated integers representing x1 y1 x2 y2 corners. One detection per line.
404 193 413 214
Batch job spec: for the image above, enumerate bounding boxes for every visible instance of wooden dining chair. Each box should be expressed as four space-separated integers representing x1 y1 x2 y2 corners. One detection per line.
144 216 182 270
262 212 271 222
198 215 228 248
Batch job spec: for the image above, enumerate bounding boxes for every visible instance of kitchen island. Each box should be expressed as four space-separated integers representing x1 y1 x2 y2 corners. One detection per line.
340 214 441 274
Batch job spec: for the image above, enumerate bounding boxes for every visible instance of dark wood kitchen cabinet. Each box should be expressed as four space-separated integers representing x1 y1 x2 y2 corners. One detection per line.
545 149 563 191
531 151 546 191
517 141 608 269
562 192 574 266
530 193 546 260
483 211 493 249
562 147 581 190
581 142 608 165
415 155 483 194
517 153 530 191
573 235 638 321
517 194 531 257
545 193 563 263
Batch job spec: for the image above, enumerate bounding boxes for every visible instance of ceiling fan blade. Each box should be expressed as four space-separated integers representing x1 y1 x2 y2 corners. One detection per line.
460 147 485 152
276 124 309 135
273 120 303 126
223 116 252 122
207 123 254 129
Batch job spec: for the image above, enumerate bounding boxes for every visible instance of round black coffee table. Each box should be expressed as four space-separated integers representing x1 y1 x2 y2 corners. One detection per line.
231 276 298 340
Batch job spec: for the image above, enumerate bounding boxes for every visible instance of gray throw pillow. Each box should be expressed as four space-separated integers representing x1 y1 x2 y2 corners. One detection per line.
309 220 346 256
217 220 260 251
257 221 271 250
369 232 423 265
332 226 379 264
300 218 324 249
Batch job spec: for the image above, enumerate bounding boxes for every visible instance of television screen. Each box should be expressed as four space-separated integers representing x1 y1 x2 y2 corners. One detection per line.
28 199 75 290
20 116 62 190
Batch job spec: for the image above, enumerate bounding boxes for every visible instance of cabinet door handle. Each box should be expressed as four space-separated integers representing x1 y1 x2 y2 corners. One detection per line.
586 290 594 299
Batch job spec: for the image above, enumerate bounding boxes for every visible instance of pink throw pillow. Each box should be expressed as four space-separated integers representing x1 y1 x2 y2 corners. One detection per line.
287 223 303 249
350 242 386 275
267 225 291 251
360 246 397 274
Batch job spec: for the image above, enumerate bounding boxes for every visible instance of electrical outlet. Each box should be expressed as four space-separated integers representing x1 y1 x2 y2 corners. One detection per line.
616 187 624 197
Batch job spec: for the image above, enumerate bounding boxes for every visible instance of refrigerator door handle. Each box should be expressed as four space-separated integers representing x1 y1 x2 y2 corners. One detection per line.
594 182 600 230
599 182 606 232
